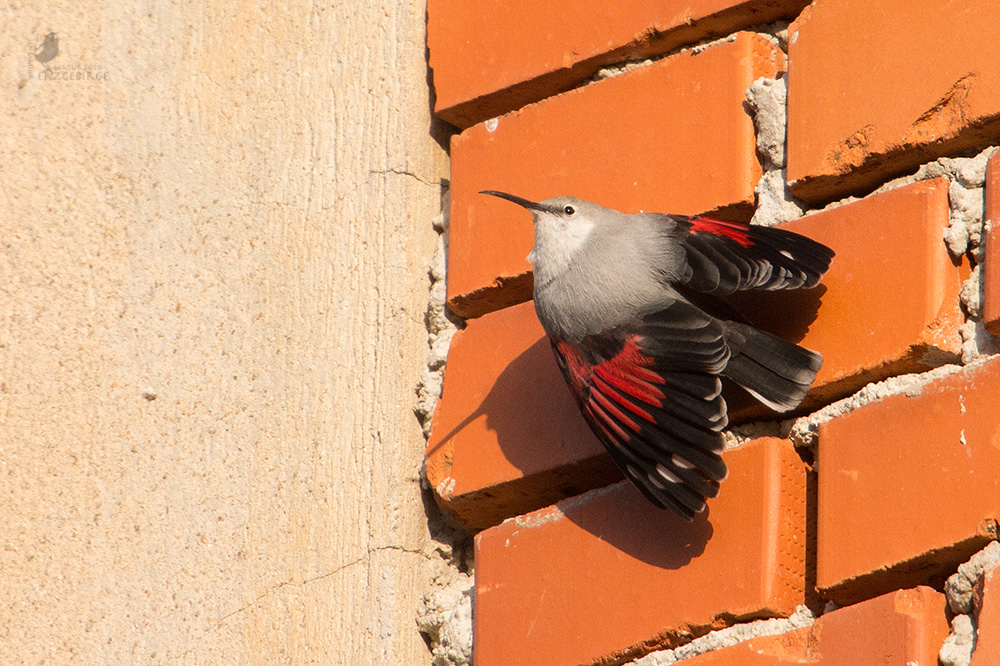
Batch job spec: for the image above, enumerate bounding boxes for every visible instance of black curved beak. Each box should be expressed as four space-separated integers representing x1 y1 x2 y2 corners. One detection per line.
479 190 546 212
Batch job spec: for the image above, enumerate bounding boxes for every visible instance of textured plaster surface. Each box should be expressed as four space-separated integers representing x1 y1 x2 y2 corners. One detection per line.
1 1 447 664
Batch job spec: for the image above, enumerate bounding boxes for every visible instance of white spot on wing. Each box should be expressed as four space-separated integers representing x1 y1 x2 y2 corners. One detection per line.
655 463 682 484
672 455 695 470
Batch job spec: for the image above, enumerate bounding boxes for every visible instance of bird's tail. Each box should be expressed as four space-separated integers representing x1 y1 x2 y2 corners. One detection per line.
720 321 822 412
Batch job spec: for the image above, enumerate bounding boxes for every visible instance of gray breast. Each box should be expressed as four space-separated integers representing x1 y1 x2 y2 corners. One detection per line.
533 216 684 342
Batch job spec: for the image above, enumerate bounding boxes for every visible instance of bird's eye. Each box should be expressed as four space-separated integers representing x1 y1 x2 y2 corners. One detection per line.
563 205 576 215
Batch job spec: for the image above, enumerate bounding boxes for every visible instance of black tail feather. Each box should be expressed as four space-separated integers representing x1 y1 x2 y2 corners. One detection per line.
721 321 822 412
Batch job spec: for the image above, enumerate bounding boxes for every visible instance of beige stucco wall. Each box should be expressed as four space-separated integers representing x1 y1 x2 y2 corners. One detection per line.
1 2 447 663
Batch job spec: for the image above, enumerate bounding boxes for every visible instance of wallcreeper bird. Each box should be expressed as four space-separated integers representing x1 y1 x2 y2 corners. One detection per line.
480 190 835 520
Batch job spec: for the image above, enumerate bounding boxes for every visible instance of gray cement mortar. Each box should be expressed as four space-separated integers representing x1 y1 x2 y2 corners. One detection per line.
940 542 1000 666
624 606 814 665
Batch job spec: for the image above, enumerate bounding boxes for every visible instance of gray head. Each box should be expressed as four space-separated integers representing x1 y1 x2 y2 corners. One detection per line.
480 190 618 281
480 190 681 340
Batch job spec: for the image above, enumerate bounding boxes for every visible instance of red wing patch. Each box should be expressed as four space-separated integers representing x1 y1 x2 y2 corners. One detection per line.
554 340 593 397
688 216 753 247
550 328 728 520
590 338 665 406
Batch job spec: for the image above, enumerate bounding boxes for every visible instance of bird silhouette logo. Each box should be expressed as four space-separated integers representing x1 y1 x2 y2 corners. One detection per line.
34 33 59 73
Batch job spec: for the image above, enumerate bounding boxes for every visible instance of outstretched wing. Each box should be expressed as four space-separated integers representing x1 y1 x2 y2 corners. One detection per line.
551 298 732 520
667 215 835 295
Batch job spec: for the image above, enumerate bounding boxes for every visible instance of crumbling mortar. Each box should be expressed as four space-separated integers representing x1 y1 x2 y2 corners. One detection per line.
940 541 1000 666
622 606 815 665
417 568 474 666
746 74 809 228
588 33 737 84
740 18 807 229
588 20 790 84
414 186 475 666
415 189 465 439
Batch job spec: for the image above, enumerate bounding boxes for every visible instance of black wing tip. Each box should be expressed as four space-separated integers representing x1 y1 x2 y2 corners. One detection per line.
659 499 698 522
679 219 834 293
754 229 834 282
614 445 726 520
596 426 726 520
642 485 701 521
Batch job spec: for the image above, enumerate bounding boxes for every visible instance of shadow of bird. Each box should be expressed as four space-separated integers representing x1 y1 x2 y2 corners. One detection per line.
35 33 59 73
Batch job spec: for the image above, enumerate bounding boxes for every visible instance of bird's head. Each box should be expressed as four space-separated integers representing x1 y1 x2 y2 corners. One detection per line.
480 190 613 280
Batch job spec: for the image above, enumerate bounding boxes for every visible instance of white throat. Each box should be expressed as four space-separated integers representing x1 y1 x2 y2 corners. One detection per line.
528 215 596 287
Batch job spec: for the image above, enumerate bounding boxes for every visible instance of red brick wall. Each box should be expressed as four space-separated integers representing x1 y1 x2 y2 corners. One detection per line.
425 1 1000 664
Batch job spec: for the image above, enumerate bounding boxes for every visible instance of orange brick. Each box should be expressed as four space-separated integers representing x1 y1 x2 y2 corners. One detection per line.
428 0 809 128
731 178 964 414
473 438 807 666
683 587 947 665
447 33 783 318
425 301 615 530
786 0 1000 203
816 358 1000 606
430 180 962 529
983 153 1000 336
972 568 1000 666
